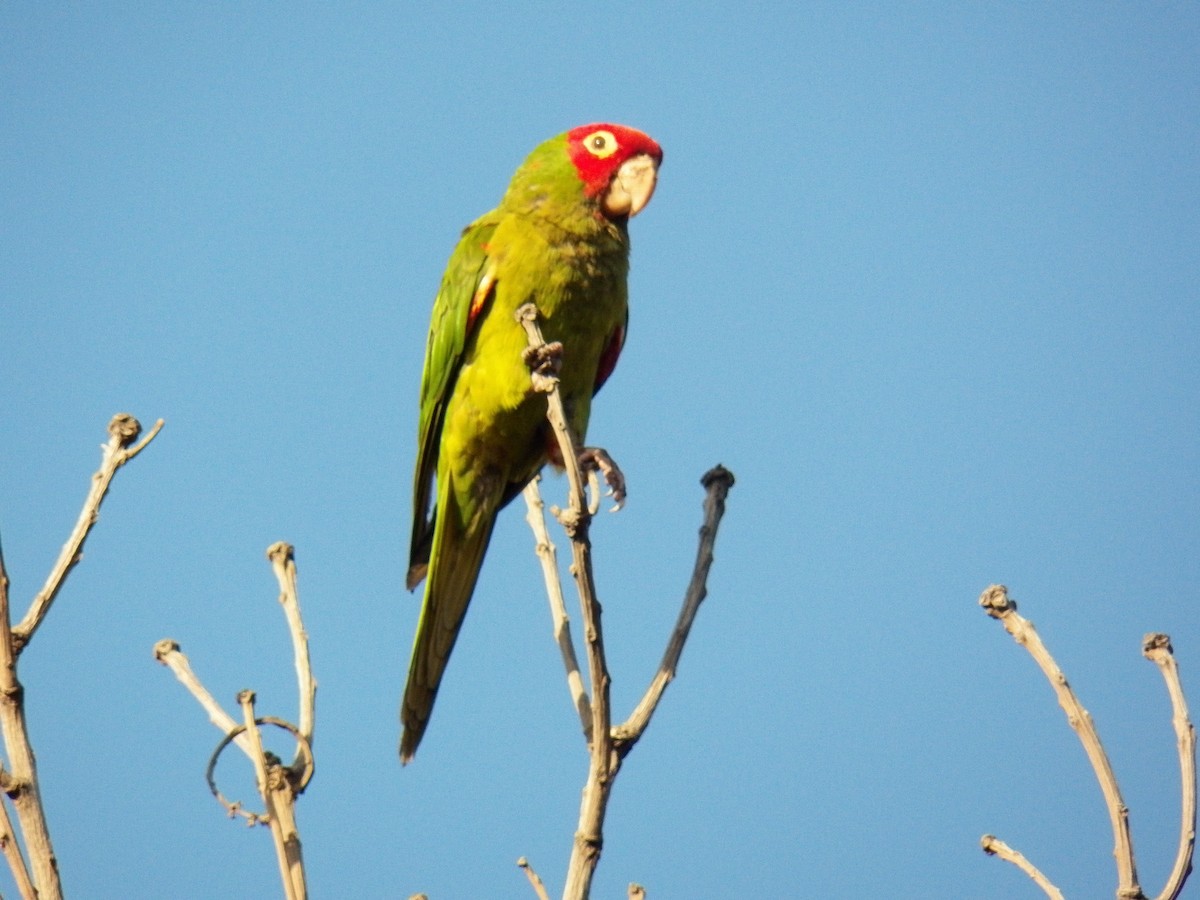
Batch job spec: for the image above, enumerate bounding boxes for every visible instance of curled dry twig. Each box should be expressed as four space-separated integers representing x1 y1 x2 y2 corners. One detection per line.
515 303 734 899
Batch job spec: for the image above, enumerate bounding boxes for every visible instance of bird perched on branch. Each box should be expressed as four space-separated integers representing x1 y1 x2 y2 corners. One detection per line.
401 123 662 763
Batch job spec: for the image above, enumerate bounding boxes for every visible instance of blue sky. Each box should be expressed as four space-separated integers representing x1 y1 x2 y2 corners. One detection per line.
2 4 1198 898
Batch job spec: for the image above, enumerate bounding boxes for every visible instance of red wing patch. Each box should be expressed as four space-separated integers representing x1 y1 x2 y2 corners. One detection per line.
467 266 497 335
593 322 625 394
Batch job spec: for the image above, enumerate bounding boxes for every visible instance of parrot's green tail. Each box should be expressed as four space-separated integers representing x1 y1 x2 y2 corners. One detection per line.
400 492 496 764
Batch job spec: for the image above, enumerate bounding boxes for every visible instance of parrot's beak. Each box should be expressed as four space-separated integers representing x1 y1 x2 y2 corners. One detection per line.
601 153 659 219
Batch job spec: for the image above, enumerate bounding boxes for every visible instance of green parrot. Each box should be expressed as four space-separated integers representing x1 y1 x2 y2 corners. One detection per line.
401 123 662 763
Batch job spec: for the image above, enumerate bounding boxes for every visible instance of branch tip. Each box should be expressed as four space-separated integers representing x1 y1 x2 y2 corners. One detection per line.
267 542 295 564
107 413 142 447
700 464 735 491
153 638 180 662
1143 632 1173 657
979 583 1015 618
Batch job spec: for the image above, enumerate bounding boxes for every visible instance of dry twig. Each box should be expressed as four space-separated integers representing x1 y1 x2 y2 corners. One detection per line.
615 465 733 750
14 413 164 650
518 856 552 900
524 478 592 740
1141 633 1196 900
980 834 1065 900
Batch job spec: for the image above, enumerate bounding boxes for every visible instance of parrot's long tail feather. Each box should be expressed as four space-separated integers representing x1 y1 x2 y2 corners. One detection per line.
400 492 496 764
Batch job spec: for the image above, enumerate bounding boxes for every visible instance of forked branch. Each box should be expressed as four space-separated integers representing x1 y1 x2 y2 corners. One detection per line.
0 413 162 900
156 542 316 900
515 303 734 900
979 584 1197 900
14 413 164 651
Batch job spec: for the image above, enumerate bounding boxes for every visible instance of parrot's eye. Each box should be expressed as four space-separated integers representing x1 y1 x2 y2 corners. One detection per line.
582 129 618 160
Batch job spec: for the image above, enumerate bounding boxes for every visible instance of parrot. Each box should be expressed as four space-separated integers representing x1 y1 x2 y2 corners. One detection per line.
401 123 663 763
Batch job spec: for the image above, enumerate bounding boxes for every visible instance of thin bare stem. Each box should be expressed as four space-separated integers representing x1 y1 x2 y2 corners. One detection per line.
267 542 316 774
980 584 1143 899
0 776 36 900
1142 633 1196 900
523 479 592 740
514 306 590 531
518 856 552 900
239 692 307 900
154 640 253 755
980 834 1065 900
616 466 734 750
14 414 163 651
0 550 37 900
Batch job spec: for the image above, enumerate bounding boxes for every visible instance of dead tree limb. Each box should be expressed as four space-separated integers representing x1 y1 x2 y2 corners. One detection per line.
0 413 162 900
515 303 733 899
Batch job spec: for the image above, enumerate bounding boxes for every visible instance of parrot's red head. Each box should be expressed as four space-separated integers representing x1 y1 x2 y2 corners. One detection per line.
565 123 663 219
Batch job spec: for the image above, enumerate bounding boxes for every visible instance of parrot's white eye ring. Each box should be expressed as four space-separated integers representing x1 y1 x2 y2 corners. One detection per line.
583 130 618 159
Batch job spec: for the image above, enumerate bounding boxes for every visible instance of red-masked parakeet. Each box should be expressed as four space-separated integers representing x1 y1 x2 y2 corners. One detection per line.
402 123 662 762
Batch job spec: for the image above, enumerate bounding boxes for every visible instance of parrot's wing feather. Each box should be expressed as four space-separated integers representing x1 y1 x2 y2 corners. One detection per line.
400 469 498 763
592 314 627 395
408 216 499 589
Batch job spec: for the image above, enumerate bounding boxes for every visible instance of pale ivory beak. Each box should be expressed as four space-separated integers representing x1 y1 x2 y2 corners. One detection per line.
601 154 659 218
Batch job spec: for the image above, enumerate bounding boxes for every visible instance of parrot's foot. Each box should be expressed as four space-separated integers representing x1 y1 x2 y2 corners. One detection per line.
522 341 563 392
578 446 626 512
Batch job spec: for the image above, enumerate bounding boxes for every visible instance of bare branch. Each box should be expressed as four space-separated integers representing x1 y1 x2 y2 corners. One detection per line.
616 466 734 751
266 542 317 774
157 545 316 899
1142 633 1196 900
517 856 552 900
0 554 36 900
523 479 592 740
979 584 1142 898
154 639 254 756
14 414 164 651
0 778 36 900
980 834 1064 900
0 416 163 897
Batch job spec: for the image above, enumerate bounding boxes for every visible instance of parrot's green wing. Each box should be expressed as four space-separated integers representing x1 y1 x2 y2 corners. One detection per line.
407 216 499 590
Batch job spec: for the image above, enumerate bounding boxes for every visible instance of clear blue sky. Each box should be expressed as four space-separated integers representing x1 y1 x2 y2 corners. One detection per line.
3 4 1198 898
